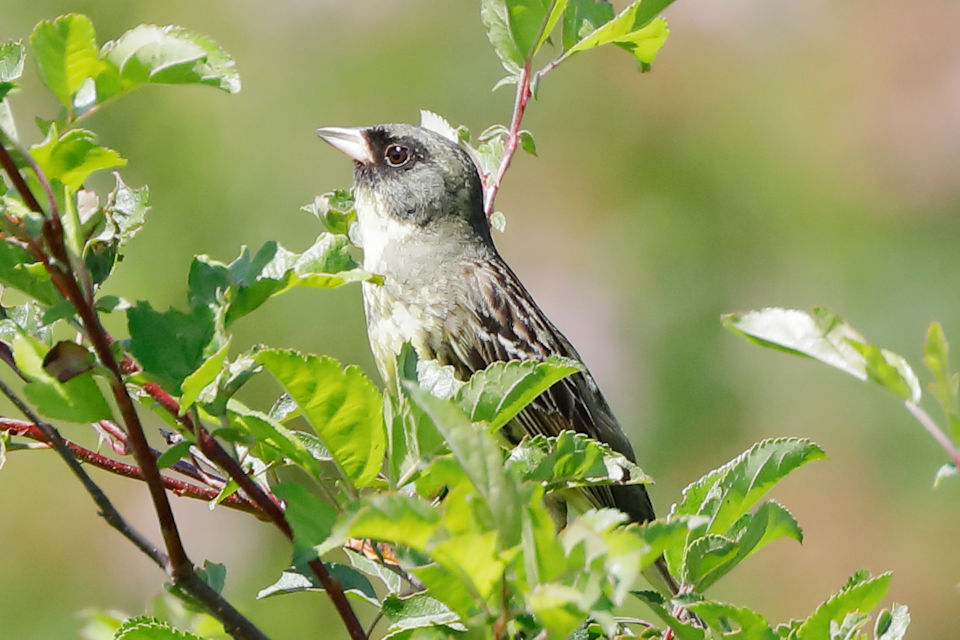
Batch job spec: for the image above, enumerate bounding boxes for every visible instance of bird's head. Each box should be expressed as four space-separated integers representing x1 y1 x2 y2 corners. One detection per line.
317 124 491 268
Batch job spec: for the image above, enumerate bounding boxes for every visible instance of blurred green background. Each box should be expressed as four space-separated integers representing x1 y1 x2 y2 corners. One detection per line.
2 1 959 637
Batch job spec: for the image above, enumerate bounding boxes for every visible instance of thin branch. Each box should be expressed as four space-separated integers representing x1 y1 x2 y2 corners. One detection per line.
142 381 368 640
1 418 263 515
483 60 533 219
905 400 960 469
0 140 271 640
0 380 167 567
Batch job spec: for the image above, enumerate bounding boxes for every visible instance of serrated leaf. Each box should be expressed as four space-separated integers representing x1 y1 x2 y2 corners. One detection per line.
564 2 670 64
189 236 370 328
795 572 892 640
255 350 385 488
113 616 204 640
666 438 824 575
126 302 216 394
923 322 960 441
874 604 909 640
381 592 463 633
301 190 356 236
454 356 584 430
97 23 240 106
481 0 524 74
684 501 802 591
724 307 922 402
256 561 378 606
683 600 777 640
105 173 149 244
29 126 126 191
30 15 106 108
506 430 651 490
405 383 525 546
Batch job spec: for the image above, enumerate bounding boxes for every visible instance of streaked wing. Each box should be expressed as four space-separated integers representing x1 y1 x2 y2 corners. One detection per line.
431 254 656 524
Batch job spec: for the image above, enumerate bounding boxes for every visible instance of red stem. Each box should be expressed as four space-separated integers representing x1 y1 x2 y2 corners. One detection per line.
483 60 533 219
1 418 263 515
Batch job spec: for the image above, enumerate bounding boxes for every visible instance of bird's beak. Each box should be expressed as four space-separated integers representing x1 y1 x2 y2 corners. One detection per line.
316 126 375 165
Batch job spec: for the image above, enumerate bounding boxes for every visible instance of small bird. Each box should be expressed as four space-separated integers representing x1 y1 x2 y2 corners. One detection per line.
317 123 677 593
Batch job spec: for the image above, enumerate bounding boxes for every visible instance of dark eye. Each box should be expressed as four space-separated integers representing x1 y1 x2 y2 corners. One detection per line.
384 144 411 167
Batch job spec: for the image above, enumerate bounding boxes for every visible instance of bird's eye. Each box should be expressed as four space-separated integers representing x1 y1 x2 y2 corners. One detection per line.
384 144 411 167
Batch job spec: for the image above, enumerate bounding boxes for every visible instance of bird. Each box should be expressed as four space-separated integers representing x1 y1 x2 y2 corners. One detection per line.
317 123 677 594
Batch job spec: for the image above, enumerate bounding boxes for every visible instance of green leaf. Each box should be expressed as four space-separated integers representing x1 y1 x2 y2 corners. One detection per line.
179 340 229 412
874 604 910 640
330 493 441 553
1 301 53 344
684 501 802 591
345 548 402 594
923 322 960 441
0 40 25 82
666 438 824 575
454 356 584 430
481 0 524 74
188 236 371 327
431 531 505 600
683 600 777 640
0 238 61 306
795 571 892 640
155 441 192 470
381 593 464 634
256 562 378 606
30 15 106 108
127 302 216 394
113 616 204 640
535 0 569 54
30 126 126 191
405 383 525 546
0 40 24 140
562 0 615 51
105 173 150 245
723 307 922 402
527 583 589 639
507 0 550 60
14 334 112 423
506 430 651 490
226 402 325 478
518 130 538 156
301 190 356 236
564 2 669 64
97 23 240 105
270 483 337 553
255 350 385 488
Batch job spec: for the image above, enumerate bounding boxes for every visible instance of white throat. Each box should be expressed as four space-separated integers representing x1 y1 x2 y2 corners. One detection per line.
354 188 418 272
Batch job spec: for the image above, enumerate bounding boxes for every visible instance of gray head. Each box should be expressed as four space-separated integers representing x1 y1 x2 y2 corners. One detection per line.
316 124 492 250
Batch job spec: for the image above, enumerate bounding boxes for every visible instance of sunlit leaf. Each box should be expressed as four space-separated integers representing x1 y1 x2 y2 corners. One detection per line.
723 307 922 402
29 126 126 191
794 571 892 640
113 616 203 640
564 2 670 64
874 604 910 640
30 14 106 108
454 356 583 430
481 0 524 74
683 599 777 639
381 593 464 634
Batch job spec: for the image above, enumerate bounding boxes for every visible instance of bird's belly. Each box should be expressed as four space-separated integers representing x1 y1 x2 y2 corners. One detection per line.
362 280 449 383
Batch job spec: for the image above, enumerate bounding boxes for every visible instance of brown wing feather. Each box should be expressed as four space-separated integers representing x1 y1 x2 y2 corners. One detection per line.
431 255 656 524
